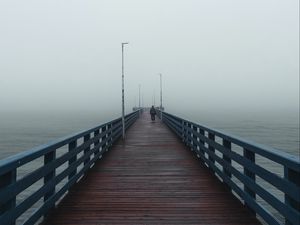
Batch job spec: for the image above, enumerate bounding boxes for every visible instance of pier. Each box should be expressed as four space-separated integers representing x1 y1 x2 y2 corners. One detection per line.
0 110 299 225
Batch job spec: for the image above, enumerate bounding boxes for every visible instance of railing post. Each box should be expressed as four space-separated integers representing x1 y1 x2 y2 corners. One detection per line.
181 120 185 142
187 123 192 147
243 148 256 213
108 123 113 147
184 121 188 144
94 129 100 157
199 129 205 156
222 139 232 182
208 132 215 164
192 125 198 152
84 134 91 166
105 125 109 152
284 166 300 225
102 125 108 152
68 140 77 179
44 150 56 204
0 169 16 225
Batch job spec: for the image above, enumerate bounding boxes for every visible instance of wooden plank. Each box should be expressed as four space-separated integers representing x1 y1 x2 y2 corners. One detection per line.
42 112 260 225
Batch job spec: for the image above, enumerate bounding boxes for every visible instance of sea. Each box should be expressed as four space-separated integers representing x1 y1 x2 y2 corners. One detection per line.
0 110 299 224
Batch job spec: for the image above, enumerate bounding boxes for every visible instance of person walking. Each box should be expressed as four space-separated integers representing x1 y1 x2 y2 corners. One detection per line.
150 106 156 121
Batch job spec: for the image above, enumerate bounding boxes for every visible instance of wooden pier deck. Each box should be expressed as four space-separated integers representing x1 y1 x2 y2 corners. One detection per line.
42 113 261 225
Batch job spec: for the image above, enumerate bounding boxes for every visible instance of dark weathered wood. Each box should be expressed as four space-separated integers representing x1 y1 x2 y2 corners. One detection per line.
208 132 215 164
44 150 56 215
222 139 232 179
243 148 256 200
0 170 16 225
94 129 100 157
284 167 300 225
42 113 260 225
84 134 91 166
68 140 77 180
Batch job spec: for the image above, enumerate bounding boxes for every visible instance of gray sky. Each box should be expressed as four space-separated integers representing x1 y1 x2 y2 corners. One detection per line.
0 0 299 117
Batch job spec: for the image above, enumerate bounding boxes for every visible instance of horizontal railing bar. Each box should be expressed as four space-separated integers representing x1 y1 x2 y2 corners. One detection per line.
113 127 122 137
194 125 300 172
166 116 182 128
0 138 110 224
126 117 137 129
205 141 299 200
194 147 281 225
125 114 135 121
163 112 182 122
0 110 140 225
0 129 112 204
164 114 182 128
112 122 122 130
0 124 111 176
193 138 299 224
0 113 125 177
0 141 85 203
164 115 180 129
112 120 121 127
163 112 299 171
24 145 107 225
186 127 300 200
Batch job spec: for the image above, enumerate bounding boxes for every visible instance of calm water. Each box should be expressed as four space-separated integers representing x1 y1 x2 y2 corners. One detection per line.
0 111 120 160
176 110 299 158
0 110 299 224
1 111 298 159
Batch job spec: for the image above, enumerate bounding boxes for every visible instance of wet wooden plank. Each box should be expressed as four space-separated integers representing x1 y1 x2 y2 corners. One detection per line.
42 112 261 225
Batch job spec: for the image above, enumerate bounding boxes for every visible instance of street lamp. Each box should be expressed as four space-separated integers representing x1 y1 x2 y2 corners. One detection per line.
122 42 129 140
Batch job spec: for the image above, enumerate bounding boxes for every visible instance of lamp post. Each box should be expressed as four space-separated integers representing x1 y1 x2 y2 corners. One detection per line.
121 42 129 140
139 84 141 109
159 73 163 119
153 89 156 106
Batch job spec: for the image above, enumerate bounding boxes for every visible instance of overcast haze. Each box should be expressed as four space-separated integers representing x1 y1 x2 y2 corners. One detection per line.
0 0 299 119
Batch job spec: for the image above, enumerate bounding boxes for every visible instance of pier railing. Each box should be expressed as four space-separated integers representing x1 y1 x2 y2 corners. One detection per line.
0 110 140 225
158 111 300 225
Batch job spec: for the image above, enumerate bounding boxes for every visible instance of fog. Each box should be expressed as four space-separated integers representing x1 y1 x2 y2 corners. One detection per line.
0 0 299 120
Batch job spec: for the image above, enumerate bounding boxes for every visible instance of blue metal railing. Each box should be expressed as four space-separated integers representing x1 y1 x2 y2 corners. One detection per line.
158 110 300 225
0 110 140 225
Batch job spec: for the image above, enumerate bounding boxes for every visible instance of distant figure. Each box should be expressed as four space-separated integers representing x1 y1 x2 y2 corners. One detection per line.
150 106 156 121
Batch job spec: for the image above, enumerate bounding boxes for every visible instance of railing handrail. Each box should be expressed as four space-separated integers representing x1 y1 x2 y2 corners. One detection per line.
0 111 137 175
162 111 299 171
0 110 140 225
158 110 300 225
